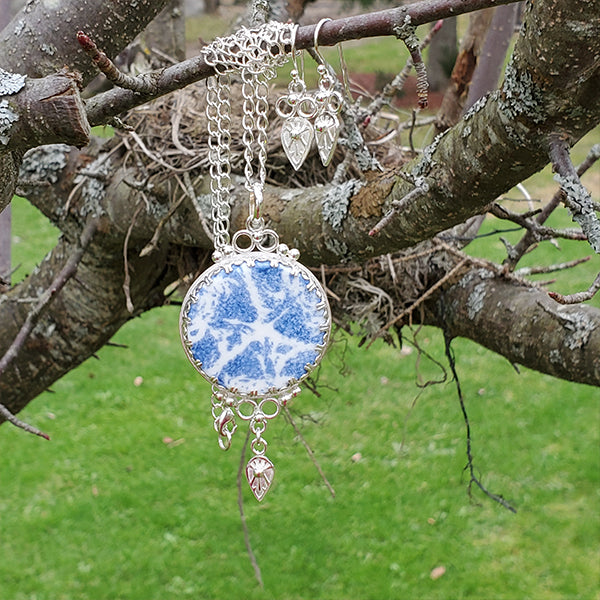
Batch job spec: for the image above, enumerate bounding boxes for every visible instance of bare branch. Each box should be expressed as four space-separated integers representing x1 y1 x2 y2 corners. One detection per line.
490 203 588 242
548 272 600 305
85 0 522 126
0 218 97 435
369 182 429 237
506 144 600 269
514 256 591 277
77 31 158 94
548 137 600 253
0 402 50 440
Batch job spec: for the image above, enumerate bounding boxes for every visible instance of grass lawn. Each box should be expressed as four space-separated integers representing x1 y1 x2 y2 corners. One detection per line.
1 24 599 599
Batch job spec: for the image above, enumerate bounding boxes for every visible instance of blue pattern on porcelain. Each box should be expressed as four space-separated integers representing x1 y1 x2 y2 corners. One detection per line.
184 256 328 395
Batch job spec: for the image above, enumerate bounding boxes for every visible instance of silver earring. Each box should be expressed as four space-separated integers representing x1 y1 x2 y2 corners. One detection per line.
313 19 343 167
276 25 317 170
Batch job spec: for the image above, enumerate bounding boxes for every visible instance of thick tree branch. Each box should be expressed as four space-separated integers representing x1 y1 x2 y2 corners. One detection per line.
0 0 171 82
428 268 600 386
1 70 90 153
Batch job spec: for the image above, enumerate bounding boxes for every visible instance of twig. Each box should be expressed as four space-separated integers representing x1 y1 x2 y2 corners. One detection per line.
506 144 600 269
123 202 144 313
283 406 336 498
237 428 264 589
548 272 600 305
369 182 429 236
443 332 517 513
548 137 600 253
77 31 157 94
367 258 468 347
182 172 214 243
0 218 97 438
139 194 186 258
0 403 50 440
490 203 588 242
514 256 590 277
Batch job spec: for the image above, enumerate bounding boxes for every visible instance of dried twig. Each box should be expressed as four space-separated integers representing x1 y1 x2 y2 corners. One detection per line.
444 332 517 513
514 256 590 277
490 203 588 242
369 182 429 237
237 429 264 588
368 258 468 346
123 202 144 313
283 406 336 498
0 403 50 440
548 272 600 305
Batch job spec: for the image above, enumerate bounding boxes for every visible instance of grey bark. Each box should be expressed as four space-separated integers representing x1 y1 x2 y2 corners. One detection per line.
428 268 600 386
0 0 171 81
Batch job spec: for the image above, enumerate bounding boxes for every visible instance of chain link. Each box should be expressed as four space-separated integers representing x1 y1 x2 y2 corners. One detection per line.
203 22 294 251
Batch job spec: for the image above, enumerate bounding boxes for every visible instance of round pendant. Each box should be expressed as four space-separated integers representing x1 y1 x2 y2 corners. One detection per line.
180 252 331 397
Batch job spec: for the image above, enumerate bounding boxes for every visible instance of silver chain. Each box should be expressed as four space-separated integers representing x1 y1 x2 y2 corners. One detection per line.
203 23 293 252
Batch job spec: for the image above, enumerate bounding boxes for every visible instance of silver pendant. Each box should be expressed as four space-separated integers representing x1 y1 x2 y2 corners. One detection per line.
180 231 331 500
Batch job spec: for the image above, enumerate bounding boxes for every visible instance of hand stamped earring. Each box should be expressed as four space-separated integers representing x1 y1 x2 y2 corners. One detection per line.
276 25 317 170
179 23 332 502
312 18 344 167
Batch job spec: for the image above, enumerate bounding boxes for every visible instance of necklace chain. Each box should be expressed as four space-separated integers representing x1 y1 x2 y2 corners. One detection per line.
203 23 294 251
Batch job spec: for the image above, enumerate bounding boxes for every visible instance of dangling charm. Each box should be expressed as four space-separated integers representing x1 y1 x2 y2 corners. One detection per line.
312 18 344 167
276 26 317 171
314 64 343 166
180 23 332 501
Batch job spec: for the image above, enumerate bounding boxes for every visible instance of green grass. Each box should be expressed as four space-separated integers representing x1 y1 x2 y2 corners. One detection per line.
0 310 598 599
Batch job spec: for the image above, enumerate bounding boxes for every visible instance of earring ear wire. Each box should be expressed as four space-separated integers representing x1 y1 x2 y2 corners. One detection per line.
313 17 331 66
312 18 343 167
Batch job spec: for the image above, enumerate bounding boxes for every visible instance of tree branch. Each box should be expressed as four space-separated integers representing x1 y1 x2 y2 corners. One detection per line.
429 267 600 386
505 144 600 269
548 272 600 306
84 0 521 127
548 136 600 253
0 218 97 380
0 402 50 440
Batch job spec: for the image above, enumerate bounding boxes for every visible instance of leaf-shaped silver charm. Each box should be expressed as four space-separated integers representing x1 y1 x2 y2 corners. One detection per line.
246 455 275 501
314 112 340 167
281 116 314 171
